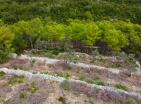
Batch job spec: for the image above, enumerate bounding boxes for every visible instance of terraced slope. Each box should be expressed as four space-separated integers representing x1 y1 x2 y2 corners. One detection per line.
0 54 141 104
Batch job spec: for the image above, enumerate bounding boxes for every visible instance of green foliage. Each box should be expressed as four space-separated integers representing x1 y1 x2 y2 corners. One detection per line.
78 75 86 81
0 71 6 76
55 72 70 79
27 82 39 93
0 25 14 63
97 20 128 52
12 66 26 70
88 96 94 104
11 18 43 53
78 75 105 86
7 75 25 85
58 96 66 104
120 52 138 72
120 98 137 104
60 80 71 91
19 92 25 99
69 19 100 46
40 23 66 41
126 99 137 104
114 20 141 54
0 18 141 59
86 76 105 86
91 49 102 64
0 0 141 24
115 84 128 91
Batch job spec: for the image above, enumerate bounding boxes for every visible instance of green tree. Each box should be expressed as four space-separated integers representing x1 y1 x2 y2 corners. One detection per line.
0 26 14 63
69 19 100 46
12 18 43 53
97 20 128 52
114 20 141 53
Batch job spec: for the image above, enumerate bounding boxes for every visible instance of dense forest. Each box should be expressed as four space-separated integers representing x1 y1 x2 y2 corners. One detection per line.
0 0 141 24
0 0 141 62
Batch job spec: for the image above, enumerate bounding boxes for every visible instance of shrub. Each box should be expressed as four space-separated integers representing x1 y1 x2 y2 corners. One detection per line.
27 82 39 93
120 52 138 72
19 92 25 99
58 96 66 104
88 96 94 104
0 71 6 76
114 20 141 54
126 99 137 104
7 75 25 85
0 26 14 63
91 49 102 64
78 75 86 81
97 20 128 52
11 18 43 53
55 72 70 79
60 80 70 91
69 19 100 46
86 76 105 86
115 84 128 91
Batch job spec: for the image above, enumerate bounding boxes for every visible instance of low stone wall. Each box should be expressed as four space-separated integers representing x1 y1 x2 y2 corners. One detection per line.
0 68 141 104
70 80 141 104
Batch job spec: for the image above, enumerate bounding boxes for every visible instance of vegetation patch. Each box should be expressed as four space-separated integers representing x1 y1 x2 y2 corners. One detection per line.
88 96 94 104
86 76 105 86
60 80 71 91
0 71 6 76
19 92 25 99
7 75 25 85
55 72 70 79
115 84 128 91
58 96 66 104
26 82 39 93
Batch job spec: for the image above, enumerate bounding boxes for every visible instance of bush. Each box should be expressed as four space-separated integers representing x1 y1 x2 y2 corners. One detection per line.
0 71 6 76
114 20 141 54
58 96 66 104
126 99 137 104
86 76 105 86
7 75 25 85
69 19 100 46
120 52 138 72
115 84 128 91
97 20 128 52
60 80 71 91
0 25 14 63
27 82 39 93
11 18 43 53
19 92 25 99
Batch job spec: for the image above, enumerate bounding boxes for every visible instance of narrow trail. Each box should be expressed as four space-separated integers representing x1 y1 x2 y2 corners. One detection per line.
18 54 120 74
0 67 141 102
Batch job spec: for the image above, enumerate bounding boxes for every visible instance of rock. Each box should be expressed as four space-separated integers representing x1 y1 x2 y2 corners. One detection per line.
136 61 141 71
9 53 17 59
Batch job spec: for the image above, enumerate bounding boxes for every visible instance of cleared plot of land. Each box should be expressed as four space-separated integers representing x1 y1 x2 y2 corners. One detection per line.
0 53 141 104
2 56 141 93
0 69 141 104
0 73 99 104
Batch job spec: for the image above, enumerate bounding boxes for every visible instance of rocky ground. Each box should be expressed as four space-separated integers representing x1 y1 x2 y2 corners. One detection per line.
0 53 141 104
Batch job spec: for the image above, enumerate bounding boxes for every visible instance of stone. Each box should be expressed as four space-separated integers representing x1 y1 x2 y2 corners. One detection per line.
9 53 17 59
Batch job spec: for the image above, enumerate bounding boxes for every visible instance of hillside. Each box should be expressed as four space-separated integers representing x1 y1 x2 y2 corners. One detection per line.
0 0 141 24
0 0 141 104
